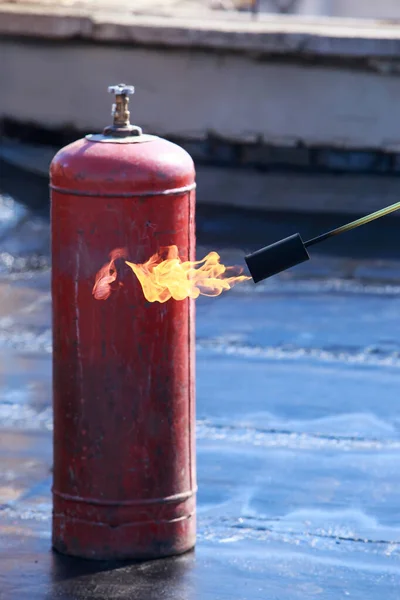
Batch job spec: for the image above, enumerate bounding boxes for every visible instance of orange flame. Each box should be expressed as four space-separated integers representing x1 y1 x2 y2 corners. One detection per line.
93 245 250 303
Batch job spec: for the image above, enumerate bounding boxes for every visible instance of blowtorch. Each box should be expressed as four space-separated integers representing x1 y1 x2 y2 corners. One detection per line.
245 201 400 284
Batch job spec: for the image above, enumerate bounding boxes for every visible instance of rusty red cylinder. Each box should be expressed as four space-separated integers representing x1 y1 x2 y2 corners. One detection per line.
50 105 196 560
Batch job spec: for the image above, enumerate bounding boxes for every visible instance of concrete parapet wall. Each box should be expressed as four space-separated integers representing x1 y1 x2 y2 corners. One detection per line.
2 3 400 150
2 36 400 152
1 2 400 214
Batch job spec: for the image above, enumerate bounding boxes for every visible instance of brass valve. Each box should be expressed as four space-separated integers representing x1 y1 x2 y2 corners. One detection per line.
103 83 142 137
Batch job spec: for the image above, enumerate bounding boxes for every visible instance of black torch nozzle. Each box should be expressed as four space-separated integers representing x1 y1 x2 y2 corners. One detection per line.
245 233 309 284
245 200 400 284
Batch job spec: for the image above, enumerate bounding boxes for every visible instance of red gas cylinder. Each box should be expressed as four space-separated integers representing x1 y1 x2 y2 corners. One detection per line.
50 84 196 560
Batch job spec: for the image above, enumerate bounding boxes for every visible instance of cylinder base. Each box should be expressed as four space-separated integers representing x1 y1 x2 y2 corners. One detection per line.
52 511 196 561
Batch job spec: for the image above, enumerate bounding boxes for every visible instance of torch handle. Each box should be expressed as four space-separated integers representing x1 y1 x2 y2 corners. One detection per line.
305 200 400 248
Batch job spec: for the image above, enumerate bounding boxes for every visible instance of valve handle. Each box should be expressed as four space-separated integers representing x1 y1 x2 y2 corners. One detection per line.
108 84 135 97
